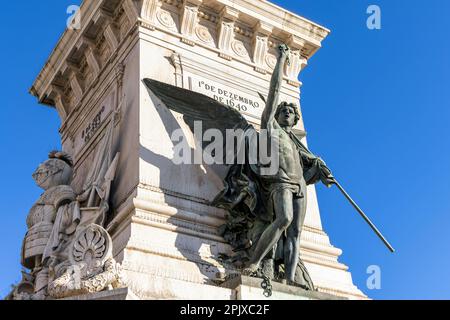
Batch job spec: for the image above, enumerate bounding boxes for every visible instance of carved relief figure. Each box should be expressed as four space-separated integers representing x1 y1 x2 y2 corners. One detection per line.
10 118 124 300
21 151 79 298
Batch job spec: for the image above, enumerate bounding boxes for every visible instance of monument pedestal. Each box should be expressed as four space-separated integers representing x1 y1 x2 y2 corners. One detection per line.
222 276 344 301
60 288 140 301
28 0 368 300
60 277 344 301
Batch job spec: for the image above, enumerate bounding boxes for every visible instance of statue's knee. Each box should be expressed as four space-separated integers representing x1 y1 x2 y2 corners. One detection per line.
279 214 293 229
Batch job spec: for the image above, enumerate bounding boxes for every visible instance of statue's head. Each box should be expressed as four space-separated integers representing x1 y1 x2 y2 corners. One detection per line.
32 151 74 190
275 102 300 128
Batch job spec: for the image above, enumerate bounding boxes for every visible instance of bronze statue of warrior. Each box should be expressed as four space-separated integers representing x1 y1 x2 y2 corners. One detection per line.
241 44 334 283
144 44 334 288
144 43 393 290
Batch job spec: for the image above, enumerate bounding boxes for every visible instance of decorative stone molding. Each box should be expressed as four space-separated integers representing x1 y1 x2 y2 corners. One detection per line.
169 52 183 87
104 24 120 51
157 9 177 30
198 9 218 23
51 86 70 121
68 70 85 105
122 0 140 23
195 25 214 44
229 40 244 57
48 224 124 299
114 62 126 123
84 42 102 81
265 53 277 70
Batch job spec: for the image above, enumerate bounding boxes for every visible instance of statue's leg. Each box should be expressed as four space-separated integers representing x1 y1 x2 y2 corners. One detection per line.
246 189 293 271
284 194 307 283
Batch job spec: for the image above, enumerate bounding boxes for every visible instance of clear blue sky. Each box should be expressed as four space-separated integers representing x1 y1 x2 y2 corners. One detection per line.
1 1 449 300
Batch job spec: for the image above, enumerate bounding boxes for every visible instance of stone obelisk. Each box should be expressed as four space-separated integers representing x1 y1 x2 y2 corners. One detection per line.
29 0 367 299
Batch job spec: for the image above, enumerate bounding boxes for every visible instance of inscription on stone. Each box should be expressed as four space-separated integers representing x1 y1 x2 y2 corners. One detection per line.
82 106 106 143
187 75 265 121
197 80 261 112
74 90 115 156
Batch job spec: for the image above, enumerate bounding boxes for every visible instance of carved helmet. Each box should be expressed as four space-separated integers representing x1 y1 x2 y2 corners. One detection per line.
32 151 74 189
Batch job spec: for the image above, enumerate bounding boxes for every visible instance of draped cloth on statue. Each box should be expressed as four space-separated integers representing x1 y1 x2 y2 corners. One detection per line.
43 201 81 265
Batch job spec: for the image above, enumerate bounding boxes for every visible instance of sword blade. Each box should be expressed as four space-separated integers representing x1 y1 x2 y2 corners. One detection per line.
333 179 395 253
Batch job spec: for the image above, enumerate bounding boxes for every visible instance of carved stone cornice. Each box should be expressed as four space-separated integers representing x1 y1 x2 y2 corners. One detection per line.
30 0 329 122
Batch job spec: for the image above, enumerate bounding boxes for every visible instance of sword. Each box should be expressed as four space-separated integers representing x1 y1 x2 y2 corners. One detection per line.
332 179 395 253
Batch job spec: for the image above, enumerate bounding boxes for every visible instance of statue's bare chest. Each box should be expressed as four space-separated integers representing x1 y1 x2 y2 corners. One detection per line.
277 130 303 181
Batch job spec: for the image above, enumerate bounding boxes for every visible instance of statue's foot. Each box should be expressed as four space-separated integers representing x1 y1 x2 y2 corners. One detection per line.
286 280 296 287
241 263 259 276
284 279 311 290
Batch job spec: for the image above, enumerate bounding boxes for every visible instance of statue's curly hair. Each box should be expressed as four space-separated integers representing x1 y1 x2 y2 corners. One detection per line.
48 150 74 167
275 102 301 126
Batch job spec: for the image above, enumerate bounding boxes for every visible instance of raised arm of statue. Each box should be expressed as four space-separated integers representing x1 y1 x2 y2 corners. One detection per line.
261 44 290 130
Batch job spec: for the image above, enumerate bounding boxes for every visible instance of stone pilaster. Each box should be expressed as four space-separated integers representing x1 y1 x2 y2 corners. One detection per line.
252 21 273 74
180 0 202 46
169 52 183 87
141 0 163 30
286 35 307 86
217 6 239 60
